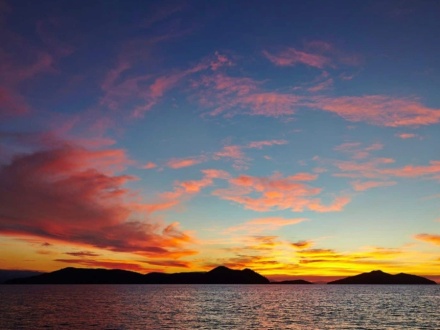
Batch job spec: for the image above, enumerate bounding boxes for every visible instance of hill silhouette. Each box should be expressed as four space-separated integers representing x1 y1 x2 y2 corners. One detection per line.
0 270 43 283
327 270 436 285
4 266 269 284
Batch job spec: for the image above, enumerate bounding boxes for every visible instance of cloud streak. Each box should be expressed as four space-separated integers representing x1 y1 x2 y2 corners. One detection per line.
213 172 350 212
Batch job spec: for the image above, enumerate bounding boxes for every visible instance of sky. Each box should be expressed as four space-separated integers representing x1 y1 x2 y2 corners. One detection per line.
0 0 439 282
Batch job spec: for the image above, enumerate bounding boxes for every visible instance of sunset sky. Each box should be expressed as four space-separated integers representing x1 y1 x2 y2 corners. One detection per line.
1 0 439 282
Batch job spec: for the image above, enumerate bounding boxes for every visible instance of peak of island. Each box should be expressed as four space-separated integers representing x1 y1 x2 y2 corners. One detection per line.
328 270 437 285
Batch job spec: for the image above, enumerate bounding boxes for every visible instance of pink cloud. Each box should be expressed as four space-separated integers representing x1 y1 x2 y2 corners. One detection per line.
312 95 440 127
101 52 232 118
383 161 440 179
396 133 417 139
142 161 157 169
263 48 330 68
213 173 349 212
247 139 288 149
351 180 397 191
330 143 440 183
307 78 333 93
214 145 244 159
166 156 206 169
196 74 302 117
0 135 195 258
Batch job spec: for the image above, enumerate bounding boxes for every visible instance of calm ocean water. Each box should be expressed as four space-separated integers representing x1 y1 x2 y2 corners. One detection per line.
0 284 439 329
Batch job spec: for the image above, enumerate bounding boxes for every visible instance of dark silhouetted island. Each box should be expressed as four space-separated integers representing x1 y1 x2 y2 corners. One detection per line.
327 270 437 285
3 266 270 284
271 280 313 284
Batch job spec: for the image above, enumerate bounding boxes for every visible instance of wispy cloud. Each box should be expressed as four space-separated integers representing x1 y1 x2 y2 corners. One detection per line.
196 73 302 117
166 156 207 169
414 233 440 246
396 133 417 139
213 172 349 212
263 48 330 69
311 95 440 127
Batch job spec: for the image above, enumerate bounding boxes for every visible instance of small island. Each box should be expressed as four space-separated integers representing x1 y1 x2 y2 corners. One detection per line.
327 270 436 285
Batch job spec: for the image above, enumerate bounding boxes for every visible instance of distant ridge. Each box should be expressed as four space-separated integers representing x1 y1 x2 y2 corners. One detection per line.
0 270 43 283
3 266 270 284
327 270 436 285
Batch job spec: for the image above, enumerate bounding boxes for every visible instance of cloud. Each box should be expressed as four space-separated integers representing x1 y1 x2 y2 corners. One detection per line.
196 74 302 117
166 156 206 169
160 169 230 200
142 161 157 169
65 251 100 257
329 142 440 185
247 139 288 149
311 95 440 127
0 135 195 259
396 133 417 139
213 172 350 212
291 240 314 249
100 51 232 118
414 233 440 246
263 48 330 68
351 180 396 191
226 217 306 233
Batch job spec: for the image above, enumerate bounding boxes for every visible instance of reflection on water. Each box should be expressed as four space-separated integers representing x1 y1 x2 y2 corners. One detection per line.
0 284 439 329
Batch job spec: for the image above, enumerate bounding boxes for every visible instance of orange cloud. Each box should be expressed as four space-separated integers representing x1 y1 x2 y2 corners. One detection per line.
312 95 440 127
414 233 440 246
213 172 349 212
263 48 330 68
0 135 195 259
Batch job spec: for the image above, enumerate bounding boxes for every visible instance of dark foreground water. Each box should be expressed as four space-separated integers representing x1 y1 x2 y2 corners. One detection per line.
0 285 439 329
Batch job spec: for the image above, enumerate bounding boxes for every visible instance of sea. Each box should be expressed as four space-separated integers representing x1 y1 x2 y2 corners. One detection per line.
0 284 439 329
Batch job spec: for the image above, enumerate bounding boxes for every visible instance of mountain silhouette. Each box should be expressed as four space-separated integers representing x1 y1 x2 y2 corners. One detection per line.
327 270 437 284
4 266 269 284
